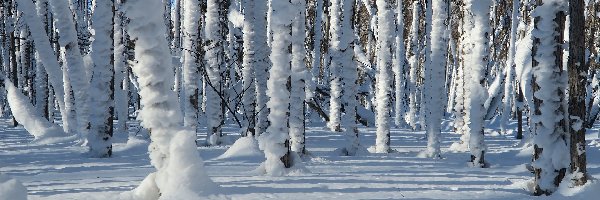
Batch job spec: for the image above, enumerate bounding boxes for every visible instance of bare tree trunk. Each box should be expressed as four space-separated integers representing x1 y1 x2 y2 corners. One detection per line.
568 0 588 186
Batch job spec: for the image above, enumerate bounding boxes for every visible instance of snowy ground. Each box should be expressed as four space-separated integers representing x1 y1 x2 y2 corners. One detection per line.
1 119 600 199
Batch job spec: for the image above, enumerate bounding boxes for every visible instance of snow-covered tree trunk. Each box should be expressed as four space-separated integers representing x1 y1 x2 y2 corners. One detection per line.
241 0 257 137
114 0 128 135
449 0 469 151
393 0 407 128
406 1 421 130
182 0 201 131
122 0 218 198
462 0 491 167
568 0 587 187
514 0 535 140
328 0 345 132
171 0 183 103
34 53 49 120
48 0 89 137
374 0 394 153
422 0 448 158
330 0 359 155
253 0 270 136
305 0 322 114
500 0 520 135
87 0 115 157
290 0 307 154
585 0 600 127
257 0 295 175
70 0 90 55
531 0 569 195
204 0 228 145
15 0 67 126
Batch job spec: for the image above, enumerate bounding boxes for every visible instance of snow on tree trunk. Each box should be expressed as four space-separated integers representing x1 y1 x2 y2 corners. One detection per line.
328 0 344 132
4 76 66 142
48 0 90 137
530 0 569 195
406 1 421 130
422 0 448 158
329 0 359 155
290 0 307 154
34 52 49 120
204 0 227 145
393 0 407 128
252 0 270 136
500 0 520 135
257 0 295 176
182 0 201 132
114 0 128 135
241 0 257 137
374 0 394 153
122 0 219 198
171 0 183 106
462 0 491 167
568 0 587 187
514 0 535 140
69 0 91 55
305 0 322 111
15 0 67 129
87 0 115 157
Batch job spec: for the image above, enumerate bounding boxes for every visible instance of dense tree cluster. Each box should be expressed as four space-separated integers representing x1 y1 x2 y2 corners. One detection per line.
0 0 594 198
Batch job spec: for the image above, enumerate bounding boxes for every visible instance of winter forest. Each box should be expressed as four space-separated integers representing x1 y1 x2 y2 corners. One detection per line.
2 0 600 199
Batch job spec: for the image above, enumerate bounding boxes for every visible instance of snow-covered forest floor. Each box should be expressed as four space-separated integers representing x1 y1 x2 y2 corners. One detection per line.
2 118 600 200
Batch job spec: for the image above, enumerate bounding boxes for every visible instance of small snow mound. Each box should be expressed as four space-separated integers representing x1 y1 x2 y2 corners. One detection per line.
487 129 501 136
589 139 600 148
113 136 150 154
0 174 28 200
448 141 469 152
253 152 310 176
506 178 535 194
557 177 600 199
516 143 534 157
33 134 79 145
217 136 263 160
505 129 515 136
366 146 398 153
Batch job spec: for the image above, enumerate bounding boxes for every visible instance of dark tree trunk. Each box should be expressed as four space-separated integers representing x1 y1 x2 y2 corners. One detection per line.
568 0 588 186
